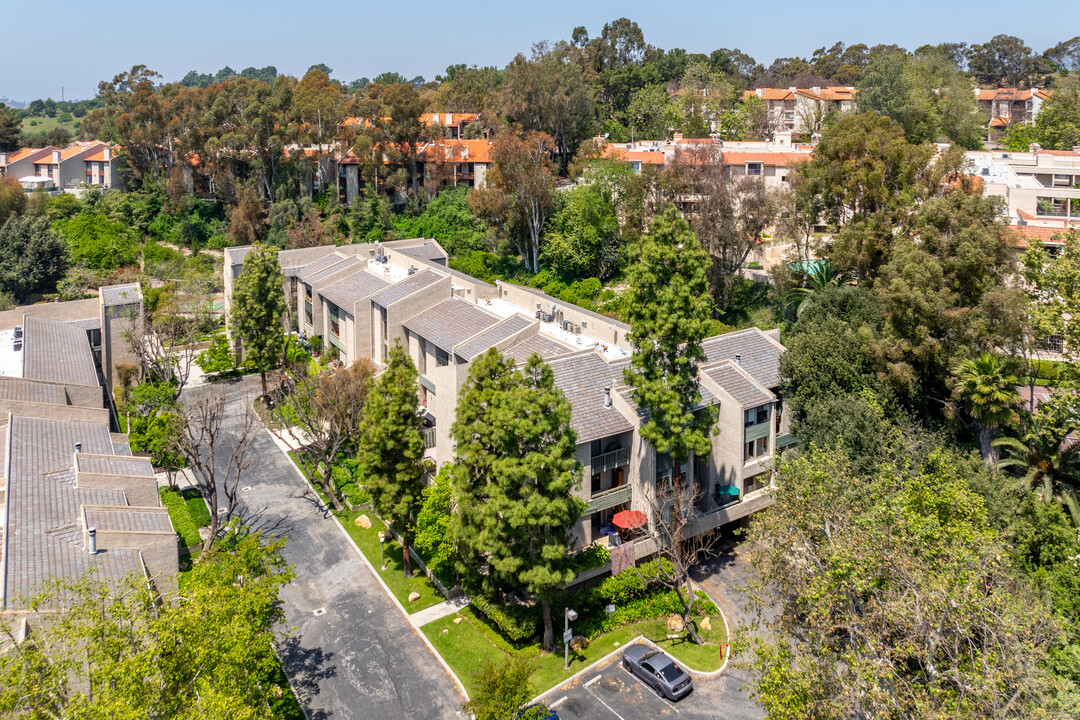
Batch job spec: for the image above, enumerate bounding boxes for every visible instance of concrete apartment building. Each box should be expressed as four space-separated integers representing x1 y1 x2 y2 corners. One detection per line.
966 148 1080 230
225 239 787 559
0 287 178 617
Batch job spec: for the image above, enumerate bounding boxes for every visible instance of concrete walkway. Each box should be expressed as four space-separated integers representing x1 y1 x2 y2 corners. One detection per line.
408 596 471 628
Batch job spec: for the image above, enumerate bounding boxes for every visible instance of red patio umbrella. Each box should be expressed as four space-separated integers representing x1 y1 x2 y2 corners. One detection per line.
612 509 648 529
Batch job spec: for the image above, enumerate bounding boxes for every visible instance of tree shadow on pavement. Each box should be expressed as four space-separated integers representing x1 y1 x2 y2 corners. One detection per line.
278 635 337 720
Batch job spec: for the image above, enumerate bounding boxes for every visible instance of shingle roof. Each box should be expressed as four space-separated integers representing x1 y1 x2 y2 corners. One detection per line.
303 255 363 285
22 315 99 387
0 376 68 405
225 246 254 267
295 252 348 283
3 416 145 606
505 333 577 364
370 269 444 307
319 270 391 310
84 507 173 534
66 317 101 331
455 314 533 361
397 241 449 264
547 352 633 444
701 329 784 390
403 299 500 354
101 283 141 307
75 453 155 478
704 362 774 407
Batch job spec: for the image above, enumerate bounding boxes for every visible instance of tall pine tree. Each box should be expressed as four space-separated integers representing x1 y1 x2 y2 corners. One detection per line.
231 244 286 397
451 350 585 652
623 206 715 464
356 341 427 577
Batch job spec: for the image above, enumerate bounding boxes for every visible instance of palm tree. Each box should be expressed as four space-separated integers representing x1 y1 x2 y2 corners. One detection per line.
994 417 1080 525
781 260 856 318
952 353 1020 463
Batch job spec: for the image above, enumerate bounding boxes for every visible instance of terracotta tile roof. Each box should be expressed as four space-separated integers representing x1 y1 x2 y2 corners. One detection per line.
82 147 115 162
600 145 666 166
978 88 1033 102
1037 149 1080 157
1017 208 1036 221
744 89 794 101
420 112 479 126
3 148 44 163
1009 224 1076 247
423 139 494 164
989 117 1010 128
721 151 810 167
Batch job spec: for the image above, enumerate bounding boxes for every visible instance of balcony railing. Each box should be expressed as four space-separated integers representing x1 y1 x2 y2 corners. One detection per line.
591 446 630 475
587 483 631 513
422 426 436 449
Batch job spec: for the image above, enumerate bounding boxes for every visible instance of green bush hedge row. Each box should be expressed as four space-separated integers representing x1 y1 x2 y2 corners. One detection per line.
567 544 610 575
159 487 204 548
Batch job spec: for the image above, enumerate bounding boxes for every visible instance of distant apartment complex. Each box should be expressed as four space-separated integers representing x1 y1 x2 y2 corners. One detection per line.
0 284 177 617
966 147 1080 241
0 140 123 191
976 87 1052 129
224 239 787 558
742 86 857 135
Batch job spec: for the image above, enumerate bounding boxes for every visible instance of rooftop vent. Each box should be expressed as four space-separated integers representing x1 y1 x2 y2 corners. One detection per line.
603 385 613 408
735 354 741 366
75 442 82 453
87 527 97 554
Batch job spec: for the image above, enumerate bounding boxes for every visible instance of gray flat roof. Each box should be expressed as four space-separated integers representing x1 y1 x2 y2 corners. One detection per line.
455 314 533 361
403 299 500 355
22 315 99 387
3 416 145 607
397 241 448 264
319 269 391 310
704 362 774 407
701 328 784 390
370 269 444 307
547 351 633 445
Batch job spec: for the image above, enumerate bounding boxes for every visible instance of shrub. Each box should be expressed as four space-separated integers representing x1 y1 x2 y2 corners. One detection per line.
196 334 236 374
54 214 139 270
414 467 456 586
160 487 206 548
467 592 541 643
567 544 610 575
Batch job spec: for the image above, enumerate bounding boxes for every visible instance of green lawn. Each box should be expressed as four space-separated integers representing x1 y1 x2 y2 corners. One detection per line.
423 605 727 698
20 115 79 136
159 486 211 550
335 508 444 613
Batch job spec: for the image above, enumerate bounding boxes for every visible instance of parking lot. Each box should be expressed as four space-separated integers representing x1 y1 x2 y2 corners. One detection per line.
541 649 761 720
539 529 763 720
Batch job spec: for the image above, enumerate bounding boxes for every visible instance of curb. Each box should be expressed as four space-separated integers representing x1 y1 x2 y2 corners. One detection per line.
262 426 471 703
533 636 640 704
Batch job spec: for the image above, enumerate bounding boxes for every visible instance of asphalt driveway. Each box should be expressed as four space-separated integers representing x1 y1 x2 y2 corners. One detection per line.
194 378 465 719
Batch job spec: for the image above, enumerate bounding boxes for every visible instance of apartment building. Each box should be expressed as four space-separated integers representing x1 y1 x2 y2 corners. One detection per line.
337 138 493 205
743 86 856 135
225 239 787 558
21 141 122 190
976 87 1051 129
967 148 1080 229
0 288 178 615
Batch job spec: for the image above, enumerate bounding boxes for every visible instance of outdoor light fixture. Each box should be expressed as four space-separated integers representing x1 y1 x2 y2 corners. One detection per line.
378 531 390 571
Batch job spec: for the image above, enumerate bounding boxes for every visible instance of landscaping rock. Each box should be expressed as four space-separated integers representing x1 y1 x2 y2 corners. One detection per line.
570 635 590 652
452 617 463 625
408 592 421 602
700 616 712 631
667 614 685 633
355 515 371 529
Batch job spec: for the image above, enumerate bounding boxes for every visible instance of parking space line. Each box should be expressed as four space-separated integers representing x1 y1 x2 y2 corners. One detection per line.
620 666 681 714
584 675 602 687
550 696 567 708
585 685 628 720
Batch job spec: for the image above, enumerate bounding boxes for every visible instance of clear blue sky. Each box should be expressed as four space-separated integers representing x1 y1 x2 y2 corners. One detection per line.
0 0 1066 102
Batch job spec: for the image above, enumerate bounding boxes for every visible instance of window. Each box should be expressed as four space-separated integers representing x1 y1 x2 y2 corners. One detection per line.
1052 174 1072 187
329 304 340 338
435 347 450 367
744 405 770 428
591 439 602 457
591 473 602 493
303 284 313 326
745 162 763 176
744 436 770 462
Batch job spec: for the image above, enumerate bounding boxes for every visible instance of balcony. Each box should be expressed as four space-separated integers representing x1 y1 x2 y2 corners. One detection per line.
422 426 436 449
591 446 630 475
587 483 631 513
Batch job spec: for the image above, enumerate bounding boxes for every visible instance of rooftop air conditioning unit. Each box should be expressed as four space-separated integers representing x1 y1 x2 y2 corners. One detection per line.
408 266 418 275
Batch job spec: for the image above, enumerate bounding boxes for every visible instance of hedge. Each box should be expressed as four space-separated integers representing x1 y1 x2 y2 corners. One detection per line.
159 487 208 549
567 544 610 575
467 592 541 643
